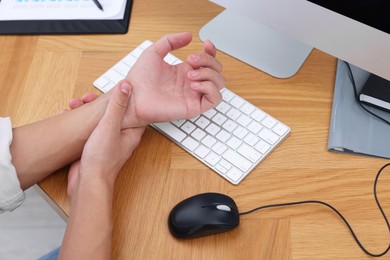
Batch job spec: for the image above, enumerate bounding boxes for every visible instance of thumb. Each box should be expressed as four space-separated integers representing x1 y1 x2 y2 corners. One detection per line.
151 32 192 58
101 80 132 130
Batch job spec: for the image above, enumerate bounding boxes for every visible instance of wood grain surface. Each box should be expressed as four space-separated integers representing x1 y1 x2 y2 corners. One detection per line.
0 0 389 259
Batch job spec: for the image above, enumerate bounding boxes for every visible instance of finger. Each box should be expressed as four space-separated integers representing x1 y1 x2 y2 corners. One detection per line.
188 68 226 90
101 80 132 130
81 92 99 103
203 39 217 57
68 98 84 109
150 32 192 58
69 92 99 110
190 81 222 111
186 53 223 72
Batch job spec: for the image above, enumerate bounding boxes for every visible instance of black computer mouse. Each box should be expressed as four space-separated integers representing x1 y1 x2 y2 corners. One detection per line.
168 193 240 239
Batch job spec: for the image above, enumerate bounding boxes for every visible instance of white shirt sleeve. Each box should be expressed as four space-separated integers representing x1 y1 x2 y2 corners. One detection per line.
0 117 25 213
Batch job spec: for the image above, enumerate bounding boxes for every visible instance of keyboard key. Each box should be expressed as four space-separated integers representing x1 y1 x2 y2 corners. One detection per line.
122 54 137 67
243 133 260 146
172 119 186 127
164 53 178 64
240 103 255 115
191 128 206 141
205 152 220 166
114 62 131 76
218 159 232 170
233 126 248 139
230 96 245 108
181 121 196 134
212 142 228 155
247 121 263 134
215 164 228 174
195 116 210 129
104 82 116 92
251 110 266 122
216 101 231 114
203 108 217 119
273 123 289 136
223 150 252 172
105 69 124 83
201 135 217 148
94 76 109 90
221 89 234 102
262 116 277 129
194 145 210 158
226 136 242 150
182 137 199 151
258 128 279 145
131 47 143 58
139 40 153 50
226 108 241 120
216 130 231 142
237 143 262 163
205 123 221 136
237 114 251 127
222 119 238 132
254 139 271 154
212 113 227 126
153 123 186 142
226 168 244 183
190 115 199 122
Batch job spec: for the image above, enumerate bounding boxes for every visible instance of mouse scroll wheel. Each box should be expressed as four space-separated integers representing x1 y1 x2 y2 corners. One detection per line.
216 205 231 212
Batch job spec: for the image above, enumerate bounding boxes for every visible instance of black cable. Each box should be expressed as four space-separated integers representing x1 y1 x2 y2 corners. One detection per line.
344 61 390 126
239 163 390 257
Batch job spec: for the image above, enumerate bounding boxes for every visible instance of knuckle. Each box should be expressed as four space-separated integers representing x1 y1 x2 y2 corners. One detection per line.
204 81 215 90
115 98 128 109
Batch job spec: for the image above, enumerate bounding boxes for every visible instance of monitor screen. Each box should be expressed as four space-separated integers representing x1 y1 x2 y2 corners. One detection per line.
202 0 390 80
307 0 390 34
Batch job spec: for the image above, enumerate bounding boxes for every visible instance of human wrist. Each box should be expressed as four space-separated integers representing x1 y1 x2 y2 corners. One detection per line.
122 112 147 128
77 168 117 194
121 96 148 128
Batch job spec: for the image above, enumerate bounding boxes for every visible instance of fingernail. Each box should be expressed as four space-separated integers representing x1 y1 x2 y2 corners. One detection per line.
190 70 199 78
190 55 200 63
120 82 131 96
209 40 215 49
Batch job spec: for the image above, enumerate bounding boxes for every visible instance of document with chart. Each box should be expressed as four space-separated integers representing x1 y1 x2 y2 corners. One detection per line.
0 0 127 20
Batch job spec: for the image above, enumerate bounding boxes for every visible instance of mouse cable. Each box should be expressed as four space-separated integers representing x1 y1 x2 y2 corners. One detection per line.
239 163 390 257
344 61 390 126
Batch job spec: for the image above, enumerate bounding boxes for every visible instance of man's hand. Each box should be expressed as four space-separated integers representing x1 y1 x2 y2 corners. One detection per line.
67 81 144 198
79 81 144 186
124 32 225 127
66 92 99 198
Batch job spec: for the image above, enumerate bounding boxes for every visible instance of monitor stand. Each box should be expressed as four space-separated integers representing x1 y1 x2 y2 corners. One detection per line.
199 9 313 79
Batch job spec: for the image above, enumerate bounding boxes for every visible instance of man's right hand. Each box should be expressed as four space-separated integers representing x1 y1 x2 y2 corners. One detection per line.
123 32 226 127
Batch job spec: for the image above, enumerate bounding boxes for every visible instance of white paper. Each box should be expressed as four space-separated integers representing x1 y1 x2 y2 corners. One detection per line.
0 0 127 21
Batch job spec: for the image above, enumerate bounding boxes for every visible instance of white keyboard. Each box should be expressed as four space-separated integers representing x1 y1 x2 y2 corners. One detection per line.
93 41 290 185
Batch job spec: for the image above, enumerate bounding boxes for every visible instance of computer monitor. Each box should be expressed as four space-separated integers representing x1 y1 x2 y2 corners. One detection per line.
199 0 390 80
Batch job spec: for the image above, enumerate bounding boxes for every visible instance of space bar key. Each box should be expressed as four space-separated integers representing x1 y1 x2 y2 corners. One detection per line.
153 122 186 142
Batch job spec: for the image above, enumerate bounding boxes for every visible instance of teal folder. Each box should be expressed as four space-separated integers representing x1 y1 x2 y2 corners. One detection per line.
328 60 390 158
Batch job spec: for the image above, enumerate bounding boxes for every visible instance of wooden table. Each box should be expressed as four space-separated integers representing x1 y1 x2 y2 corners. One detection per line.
1 0 389 259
